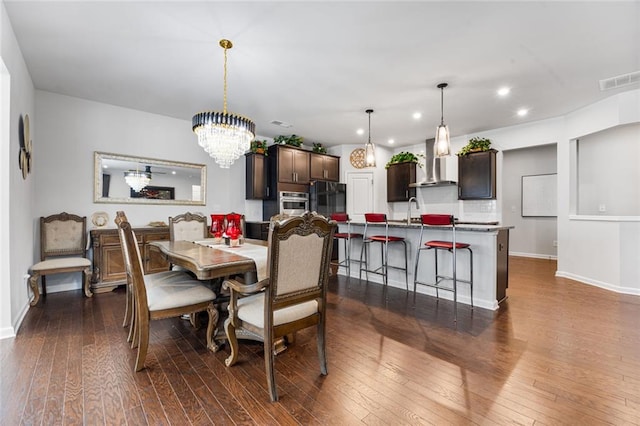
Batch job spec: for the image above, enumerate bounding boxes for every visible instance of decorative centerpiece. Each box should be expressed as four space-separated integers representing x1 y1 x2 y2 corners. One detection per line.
250 140 269 155
312 142 327 154
457 137 492 156
274 134 303 147
385 151 424 169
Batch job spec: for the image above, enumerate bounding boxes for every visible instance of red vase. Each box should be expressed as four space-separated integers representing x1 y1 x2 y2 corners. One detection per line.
210 214 225 238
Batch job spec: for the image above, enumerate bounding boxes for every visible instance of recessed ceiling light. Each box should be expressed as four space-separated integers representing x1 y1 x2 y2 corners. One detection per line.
388 139 395 144
517 108 528 117
412 112 422 120
497 87 510 97
356 128 364 136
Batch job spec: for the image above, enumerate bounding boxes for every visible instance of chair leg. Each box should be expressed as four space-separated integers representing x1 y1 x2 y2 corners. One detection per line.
264 331 278 402
28 273 41 307
403 241 409 291
433 248 440 300
206 303 220 352
413 248 422 294
224 318 239 367
135 315 150 372
123 282 132 328
83 267 93 298
41 275 47 297
317 320 328 376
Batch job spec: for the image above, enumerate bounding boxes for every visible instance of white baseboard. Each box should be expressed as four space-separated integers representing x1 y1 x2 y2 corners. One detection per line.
509 251 557 260
555 271 640 296
0 326 15 339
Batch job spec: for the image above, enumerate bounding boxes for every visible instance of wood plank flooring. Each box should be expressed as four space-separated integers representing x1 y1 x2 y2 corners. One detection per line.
1 257 639 425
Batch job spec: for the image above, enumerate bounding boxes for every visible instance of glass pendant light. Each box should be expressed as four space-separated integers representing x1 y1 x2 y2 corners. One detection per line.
434 83 451 157
364 109 376 167
192 39 256 168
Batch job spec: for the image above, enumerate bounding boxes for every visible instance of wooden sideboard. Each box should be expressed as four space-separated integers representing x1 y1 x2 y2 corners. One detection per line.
90 226 170 293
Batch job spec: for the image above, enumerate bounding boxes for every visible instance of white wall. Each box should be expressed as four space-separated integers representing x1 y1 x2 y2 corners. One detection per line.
1 1 36 337
34 91 249 293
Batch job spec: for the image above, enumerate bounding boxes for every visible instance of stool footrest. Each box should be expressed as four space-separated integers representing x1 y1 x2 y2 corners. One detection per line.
414 280 455 293
435 274 472 285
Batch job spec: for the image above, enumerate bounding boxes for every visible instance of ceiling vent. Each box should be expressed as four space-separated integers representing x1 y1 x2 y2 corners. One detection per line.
599 71 640 91
270 120 293 128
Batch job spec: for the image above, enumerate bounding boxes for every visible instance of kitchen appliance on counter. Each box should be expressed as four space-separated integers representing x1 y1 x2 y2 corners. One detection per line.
310 181 346 217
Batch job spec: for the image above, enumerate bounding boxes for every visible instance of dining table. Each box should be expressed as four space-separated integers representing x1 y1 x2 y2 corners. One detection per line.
150 238 272 351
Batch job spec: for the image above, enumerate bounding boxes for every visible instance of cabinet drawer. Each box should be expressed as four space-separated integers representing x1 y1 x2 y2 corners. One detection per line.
144 232 169 242
100 234 122 245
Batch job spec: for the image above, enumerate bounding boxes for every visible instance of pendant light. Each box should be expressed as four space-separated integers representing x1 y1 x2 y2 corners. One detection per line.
364 109 376 167
434 82 451 157
192 39 256 168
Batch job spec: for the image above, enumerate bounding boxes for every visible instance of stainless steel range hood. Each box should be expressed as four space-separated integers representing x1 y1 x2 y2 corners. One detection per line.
409 138 457 188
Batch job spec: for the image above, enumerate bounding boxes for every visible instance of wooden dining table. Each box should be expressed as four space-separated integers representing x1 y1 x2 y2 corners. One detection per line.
150 238 268 282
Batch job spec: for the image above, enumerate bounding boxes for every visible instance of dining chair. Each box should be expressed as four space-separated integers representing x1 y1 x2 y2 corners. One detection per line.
223 211 337 402
115 211 218 371
28 212 92 306
169 212 209 241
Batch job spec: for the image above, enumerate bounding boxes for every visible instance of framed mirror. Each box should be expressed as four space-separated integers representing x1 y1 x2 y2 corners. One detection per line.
94 152 206 205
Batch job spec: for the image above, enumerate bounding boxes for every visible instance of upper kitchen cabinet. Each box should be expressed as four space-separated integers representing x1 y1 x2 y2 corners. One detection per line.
245 153 268 199
458 149 497 200
310 153 340 182
271 145 310 184
387 162 416 202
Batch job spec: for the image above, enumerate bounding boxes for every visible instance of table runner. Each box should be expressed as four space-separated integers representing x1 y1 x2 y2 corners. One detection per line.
194 240 268 282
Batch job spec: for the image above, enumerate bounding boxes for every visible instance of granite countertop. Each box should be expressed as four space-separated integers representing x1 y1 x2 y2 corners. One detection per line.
349 220 513 232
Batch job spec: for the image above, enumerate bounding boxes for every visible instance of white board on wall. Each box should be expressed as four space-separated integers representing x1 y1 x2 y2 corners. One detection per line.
522 173 557 217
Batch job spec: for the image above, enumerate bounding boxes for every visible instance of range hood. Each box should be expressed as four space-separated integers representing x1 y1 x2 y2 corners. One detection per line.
409 138 457 187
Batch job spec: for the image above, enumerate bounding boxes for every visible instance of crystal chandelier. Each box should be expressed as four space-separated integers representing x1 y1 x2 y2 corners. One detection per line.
192 39 255 168
124 168 151 192
434 83 451 157
364 109 376 167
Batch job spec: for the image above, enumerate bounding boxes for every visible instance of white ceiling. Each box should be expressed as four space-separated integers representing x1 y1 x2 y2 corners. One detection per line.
4 1 639 148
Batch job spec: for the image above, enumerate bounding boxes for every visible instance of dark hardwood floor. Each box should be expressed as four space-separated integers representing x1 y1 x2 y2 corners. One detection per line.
2 257 639 425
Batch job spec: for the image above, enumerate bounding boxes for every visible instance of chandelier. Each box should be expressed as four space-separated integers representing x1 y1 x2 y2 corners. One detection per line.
434 82 451 157
364 109 376 167
124 168 151 192
192 39 255 168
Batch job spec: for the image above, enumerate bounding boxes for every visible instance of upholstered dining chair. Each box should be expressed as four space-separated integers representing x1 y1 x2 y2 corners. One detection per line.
223 211 337 402
115 211 218 371
169 212 209 241
28 212 92 306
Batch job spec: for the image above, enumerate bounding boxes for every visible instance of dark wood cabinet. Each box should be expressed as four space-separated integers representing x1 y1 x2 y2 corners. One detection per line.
458 149 497 200
496 229 509 303
246 221 270 241
90 226 170 293
310 153 339 181
245 153 268 199
272 145 310 184
387 162 417 202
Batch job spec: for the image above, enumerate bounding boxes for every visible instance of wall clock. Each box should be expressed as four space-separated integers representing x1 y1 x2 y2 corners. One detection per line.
350 148 366 169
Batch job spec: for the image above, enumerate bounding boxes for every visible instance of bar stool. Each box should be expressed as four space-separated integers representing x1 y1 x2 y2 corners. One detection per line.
330 213 363 276
413 214 473 321
359 213 409 289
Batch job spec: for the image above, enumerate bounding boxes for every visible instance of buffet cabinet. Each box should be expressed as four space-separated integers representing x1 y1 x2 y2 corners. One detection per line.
90 226 170 293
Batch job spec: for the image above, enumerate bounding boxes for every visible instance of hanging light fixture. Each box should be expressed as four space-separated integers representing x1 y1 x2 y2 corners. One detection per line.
434 82 451 157
192 39 255 168
124 166 151 192
364 109 376 167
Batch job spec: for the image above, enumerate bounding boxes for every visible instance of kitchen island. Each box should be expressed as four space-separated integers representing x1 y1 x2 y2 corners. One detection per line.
340 221 513 310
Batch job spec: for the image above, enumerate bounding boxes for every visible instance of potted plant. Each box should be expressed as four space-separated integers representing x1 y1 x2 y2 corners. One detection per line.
312 142 327 154
250 140 268 155
385 151 424 169
457 137 492 156
273 134 303 147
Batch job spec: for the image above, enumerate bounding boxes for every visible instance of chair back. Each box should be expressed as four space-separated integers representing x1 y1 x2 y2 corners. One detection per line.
363 212 389 239
169 212 208 241
418 214 456 246
115 211 149 316
266 212 336 312
40 212 87 261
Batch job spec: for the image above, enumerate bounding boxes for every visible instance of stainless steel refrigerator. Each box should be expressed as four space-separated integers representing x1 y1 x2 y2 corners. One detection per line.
309 181 346 217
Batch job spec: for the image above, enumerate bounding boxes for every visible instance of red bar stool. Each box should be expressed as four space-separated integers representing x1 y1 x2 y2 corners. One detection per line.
359 213 409 289
330 213 362 276
413 214 473 321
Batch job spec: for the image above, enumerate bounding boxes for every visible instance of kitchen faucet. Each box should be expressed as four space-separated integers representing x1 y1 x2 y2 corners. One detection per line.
407 196 419 225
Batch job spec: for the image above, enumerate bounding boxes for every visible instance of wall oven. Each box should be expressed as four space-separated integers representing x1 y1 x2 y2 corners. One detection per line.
279 191 309 215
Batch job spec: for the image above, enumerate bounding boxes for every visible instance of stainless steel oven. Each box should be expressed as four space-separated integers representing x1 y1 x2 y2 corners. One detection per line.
279 191 309 215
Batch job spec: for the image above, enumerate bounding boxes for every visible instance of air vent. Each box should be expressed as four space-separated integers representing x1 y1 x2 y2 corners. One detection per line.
270 120 293 128
599 71 640 91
